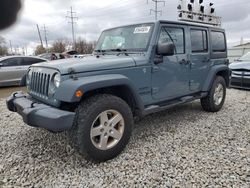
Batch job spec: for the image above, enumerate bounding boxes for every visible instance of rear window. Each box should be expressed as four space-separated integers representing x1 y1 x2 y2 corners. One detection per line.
22 57 45 65
211 31 226 52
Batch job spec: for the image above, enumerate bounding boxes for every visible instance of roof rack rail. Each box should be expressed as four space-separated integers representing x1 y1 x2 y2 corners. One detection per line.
178 10 221 27
177 0 222 27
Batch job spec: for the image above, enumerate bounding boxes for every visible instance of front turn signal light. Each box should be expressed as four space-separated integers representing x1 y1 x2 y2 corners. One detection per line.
75 90 84 98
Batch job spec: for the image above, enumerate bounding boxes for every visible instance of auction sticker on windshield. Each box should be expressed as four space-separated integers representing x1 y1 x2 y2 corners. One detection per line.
134 26 151 34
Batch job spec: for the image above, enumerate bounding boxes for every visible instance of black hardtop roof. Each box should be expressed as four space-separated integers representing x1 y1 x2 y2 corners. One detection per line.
158 20 224 30
103 20 224 32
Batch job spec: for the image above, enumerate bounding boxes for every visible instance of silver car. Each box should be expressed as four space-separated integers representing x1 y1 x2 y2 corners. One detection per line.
0 56 47 87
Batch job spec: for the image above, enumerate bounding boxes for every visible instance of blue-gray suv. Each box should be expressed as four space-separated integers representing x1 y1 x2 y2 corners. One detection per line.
7 20 229 161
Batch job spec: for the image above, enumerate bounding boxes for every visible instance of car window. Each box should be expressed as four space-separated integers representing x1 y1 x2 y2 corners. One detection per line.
22 57 46 65
211 31 226 52
159 27 185 54
191 29 208 53
96 24 154 52
1 58 22 67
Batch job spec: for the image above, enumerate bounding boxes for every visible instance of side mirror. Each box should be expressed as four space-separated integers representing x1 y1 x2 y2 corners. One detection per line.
157 42 175 56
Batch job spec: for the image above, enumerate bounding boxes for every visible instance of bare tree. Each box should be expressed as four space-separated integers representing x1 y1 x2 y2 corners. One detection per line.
35 45 46 55
75 37 95 54
50 38 70 53
0 36 8 56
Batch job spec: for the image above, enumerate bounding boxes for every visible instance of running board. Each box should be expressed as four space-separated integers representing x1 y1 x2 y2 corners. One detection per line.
143 94 204 116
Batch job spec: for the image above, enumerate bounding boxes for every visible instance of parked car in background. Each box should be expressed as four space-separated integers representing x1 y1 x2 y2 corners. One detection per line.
229 52 250 89
73 54 92 58
38 53 61 61
0 56 47 87
61 50 79 58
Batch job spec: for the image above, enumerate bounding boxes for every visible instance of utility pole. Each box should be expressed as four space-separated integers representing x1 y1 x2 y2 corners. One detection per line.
9 40 13 55
42 24 49 49
22 46 25 55
16 46 19 55
66 7 78 50
147 0 166 21
25 46 28 55
36 24 44 48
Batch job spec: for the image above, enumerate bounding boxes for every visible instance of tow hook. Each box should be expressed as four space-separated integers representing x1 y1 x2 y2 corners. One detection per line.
31 102 38 108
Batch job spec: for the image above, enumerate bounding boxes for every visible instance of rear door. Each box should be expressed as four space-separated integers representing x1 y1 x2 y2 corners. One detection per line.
0 57 24 85
188 27 211 92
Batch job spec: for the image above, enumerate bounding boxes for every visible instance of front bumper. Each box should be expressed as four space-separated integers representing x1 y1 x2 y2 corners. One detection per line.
6 92 75 132
230 75 250 90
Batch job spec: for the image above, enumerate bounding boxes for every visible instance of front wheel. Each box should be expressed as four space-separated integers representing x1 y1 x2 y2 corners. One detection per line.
70 94 134 162
201 76 226 112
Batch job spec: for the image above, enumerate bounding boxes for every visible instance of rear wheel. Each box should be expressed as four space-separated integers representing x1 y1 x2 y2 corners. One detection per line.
201 76 226 112
70 94 133 162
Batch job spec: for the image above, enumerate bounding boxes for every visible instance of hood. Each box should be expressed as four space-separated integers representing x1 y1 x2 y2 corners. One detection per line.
32 55 136 74
229 61 250 70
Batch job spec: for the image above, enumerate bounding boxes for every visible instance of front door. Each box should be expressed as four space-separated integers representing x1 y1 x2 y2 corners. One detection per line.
152 25 190 101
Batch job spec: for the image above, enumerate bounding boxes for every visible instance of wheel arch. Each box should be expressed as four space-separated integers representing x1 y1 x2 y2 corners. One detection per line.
55 74 144 116
216 70 230 87
81 85 144 116
202 65 230 92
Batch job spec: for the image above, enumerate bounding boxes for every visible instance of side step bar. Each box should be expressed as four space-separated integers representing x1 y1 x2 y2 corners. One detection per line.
143 93 207 116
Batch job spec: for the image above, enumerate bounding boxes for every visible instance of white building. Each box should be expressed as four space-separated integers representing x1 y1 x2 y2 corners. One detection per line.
228 42 250 63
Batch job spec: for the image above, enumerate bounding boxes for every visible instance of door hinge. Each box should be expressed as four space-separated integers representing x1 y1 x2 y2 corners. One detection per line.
152 87 159 94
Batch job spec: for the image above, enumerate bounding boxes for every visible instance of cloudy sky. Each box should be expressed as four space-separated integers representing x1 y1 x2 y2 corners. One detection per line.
1 0 250 54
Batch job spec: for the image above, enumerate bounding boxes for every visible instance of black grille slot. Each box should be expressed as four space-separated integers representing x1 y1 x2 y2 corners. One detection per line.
30 71 51 97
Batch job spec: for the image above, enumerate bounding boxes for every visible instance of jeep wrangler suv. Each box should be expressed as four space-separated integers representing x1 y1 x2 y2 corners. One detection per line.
7 20 229 161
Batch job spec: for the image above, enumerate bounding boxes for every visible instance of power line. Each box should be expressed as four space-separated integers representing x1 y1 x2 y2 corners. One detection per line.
66 7 78 50
147 0 166 21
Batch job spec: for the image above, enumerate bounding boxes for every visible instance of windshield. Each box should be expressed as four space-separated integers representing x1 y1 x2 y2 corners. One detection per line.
95 24 154 53
239 52 250 61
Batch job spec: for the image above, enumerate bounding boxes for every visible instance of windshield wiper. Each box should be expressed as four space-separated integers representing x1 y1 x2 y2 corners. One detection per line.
104 49 129 56
107 49 145 56
108 48 127 52
94 49 106 53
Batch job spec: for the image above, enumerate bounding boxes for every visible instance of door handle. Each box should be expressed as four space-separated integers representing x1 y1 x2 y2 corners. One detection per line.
179 59 189 65
202 58 210 63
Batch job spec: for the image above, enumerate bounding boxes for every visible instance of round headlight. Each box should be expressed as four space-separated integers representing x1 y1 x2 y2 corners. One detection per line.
53 73 61 88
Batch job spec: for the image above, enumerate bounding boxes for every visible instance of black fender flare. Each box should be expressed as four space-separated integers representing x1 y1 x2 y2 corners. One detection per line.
54 74 144 111
202 64 230 92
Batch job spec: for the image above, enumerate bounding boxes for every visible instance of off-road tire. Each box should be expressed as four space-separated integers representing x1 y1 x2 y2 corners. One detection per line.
69 94 133 162
201 76 226 112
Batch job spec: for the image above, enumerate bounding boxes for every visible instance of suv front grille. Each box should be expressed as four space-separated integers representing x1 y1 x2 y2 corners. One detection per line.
30 72 51 97
27 67 60 107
